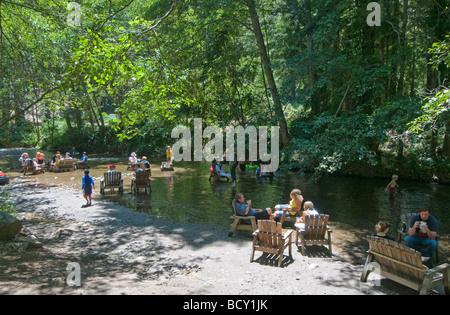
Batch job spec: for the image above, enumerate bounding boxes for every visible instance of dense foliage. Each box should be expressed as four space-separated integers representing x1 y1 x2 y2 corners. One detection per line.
0 0 449 180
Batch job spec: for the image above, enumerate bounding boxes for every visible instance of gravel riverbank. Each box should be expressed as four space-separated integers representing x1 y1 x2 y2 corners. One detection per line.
0 182 437 296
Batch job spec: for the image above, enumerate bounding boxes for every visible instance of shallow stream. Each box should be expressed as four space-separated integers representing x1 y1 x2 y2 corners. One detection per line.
1 148 449 262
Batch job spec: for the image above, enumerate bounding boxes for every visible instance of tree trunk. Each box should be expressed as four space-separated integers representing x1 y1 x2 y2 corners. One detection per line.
246 0 290 148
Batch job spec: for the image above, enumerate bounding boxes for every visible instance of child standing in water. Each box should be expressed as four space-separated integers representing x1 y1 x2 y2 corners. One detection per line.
82 169 95 207
166 146 173 163
385 174 399 196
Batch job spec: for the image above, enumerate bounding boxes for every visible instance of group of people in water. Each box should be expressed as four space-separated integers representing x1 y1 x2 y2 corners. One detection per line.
18 150 88 173
209 160 274 185
19 152 46 171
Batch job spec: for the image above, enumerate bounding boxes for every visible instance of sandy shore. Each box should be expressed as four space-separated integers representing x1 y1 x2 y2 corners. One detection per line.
0 181 440 296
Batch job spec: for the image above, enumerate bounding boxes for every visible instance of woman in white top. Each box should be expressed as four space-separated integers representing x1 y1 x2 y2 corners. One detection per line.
301 201 319 223
129 152 138 165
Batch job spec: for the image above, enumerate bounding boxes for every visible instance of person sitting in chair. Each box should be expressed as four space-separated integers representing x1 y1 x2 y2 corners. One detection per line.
404 206 438 267
215 161 231 179
141 156 151 170
77 152 88 167
0 168 9 185
234 193 271 221
133 163 144 176
107 164 117 173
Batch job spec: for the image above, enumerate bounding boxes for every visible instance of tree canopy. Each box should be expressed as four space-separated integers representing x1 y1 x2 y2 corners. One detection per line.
0 0 449 180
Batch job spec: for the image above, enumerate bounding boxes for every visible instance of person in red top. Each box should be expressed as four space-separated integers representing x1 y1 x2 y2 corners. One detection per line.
0 168 9 185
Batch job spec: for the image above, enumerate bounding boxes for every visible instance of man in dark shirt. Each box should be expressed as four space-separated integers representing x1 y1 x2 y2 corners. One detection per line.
234 193 271 221
404 206 438 266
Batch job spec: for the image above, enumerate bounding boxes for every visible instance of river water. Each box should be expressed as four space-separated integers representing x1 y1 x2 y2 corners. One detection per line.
1 148 449 261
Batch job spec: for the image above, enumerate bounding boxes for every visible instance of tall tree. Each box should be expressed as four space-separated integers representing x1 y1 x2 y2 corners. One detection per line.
246 0 290 147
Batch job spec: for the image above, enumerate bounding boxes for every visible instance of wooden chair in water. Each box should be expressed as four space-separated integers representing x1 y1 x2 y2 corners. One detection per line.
251 220 292 267
100 171 123 194
131 171 151 194
397 212 440 263
296 214 333 256
228 200 257 237
160 162 174 171
23 164 45 175
208 168 229 183
361 236 450 295
50 159 77 172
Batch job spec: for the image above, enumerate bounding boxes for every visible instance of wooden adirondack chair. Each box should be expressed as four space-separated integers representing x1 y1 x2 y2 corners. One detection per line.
131 171 151 194
361 236 449 295
208 170 229 182
228 199 257 237
296 214 332 256
251 220 292 267
100 171 123 194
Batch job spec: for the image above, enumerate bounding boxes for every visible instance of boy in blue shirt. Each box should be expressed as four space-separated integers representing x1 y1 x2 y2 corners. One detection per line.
82 169 95 206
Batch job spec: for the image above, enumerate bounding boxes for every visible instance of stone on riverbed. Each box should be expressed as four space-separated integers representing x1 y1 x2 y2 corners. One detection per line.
0 211 23 240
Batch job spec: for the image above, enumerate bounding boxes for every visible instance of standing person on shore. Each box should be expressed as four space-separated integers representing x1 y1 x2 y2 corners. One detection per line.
230 161 239 185
82 169 95 207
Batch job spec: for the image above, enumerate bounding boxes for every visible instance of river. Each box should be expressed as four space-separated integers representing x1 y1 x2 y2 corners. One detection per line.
1 148 449 262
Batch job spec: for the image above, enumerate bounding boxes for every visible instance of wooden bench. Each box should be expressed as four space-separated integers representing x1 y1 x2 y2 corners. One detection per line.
228 200 257 237
50 159 76 172
361 236 449 295
100 171 123 194
76 160 89 169
131 171 151 194
22 165 45 175
160 162 174 171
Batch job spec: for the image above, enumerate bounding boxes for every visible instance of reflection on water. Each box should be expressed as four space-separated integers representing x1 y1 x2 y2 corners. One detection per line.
1 148 449 251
